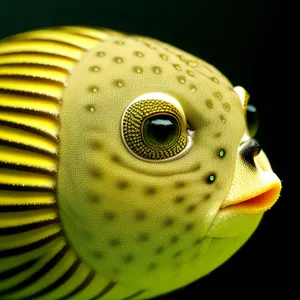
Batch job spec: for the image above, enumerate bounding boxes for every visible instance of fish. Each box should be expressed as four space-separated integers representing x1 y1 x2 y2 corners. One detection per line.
0 26 281 300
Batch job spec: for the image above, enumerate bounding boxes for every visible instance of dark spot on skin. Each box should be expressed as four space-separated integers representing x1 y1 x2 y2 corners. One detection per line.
174 195 185 204
211 77 219 83
162 217 174 227
109 238 121 247
213 91 222 100
193 238 202 246
117 180 129 189
206 174 216 184
134 210 147 221
174 250 183 258
170 235 179 244
123 254 134 264
148 262 157 271
190 253 200 261
186 204 197 213
111 154 122 163
154 246 165 255
137 233 149 242
184 223 195 232
144 186 157 195
214 132 222 138
203 193 211 200
88 193 101 204
218 149 226 158
89 140 102 150
175 181 185 188
89 167 101 178
223 103 231 112
85 104 96 112
103 211 116 221
91 250 104 259
220 115 226 123
205 99 213 109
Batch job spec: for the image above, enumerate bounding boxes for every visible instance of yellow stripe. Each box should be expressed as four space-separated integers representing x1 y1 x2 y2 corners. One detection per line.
0 209 57 228
0 65 69 82
60 26 117 40
48 261 91 300
0 223 60 249
0 235 63 273
0 238 65 291
0 145 57 169
14 29 101 49
0 190 55 205
0 110 58 136
13 248 76 300
0 40 83 60
0 77 64 98
0 125 58 154
0 52 76 70
0 92 59 115
0 168 54 185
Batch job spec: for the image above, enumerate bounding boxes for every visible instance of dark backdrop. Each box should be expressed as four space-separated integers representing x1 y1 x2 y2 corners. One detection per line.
0 0 294 298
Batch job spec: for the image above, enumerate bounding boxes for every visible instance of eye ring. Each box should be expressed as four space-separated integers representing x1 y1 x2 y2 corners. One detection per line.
121 93 193 162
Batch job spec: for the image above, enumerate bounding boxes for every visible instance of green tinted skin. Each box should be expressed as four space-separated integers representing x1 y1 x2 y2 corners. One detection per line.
0 26 281 300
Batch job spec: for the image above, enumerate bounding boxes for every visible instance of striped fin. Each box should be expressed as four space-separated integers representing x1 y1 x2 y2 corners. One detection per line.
0 26 147 300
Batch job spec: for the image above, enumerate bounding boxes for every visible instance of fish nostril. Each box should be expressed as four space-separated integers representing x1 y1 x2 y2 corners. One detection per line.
240 138 261 168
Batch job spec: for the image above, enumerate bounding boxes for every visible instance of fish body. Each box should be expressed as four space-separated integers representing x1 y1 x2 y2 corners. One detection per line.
0 27 281 300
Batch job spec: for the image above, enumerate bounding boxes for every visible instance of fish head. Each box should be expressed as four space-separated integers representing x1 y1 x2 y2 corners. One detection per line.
56 32 281 296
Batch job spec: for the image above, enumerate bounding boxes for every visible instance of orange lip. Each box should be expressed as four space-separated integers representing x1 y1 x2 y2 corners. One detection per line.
220 182 281 214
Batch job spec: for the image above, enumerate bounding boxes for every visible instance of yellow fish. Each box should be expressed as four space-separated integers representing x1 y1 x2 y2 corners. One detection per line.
0 26 281 300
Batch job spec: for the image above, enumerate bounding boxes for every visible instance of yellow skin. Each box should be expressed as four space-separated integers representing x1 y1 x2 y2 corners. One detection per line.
0 27 281 300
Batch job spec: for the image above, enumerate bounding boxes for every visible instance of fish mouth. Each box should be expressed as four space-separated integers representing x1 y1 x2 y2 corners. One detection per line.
219 147 282 215
220 182 281 214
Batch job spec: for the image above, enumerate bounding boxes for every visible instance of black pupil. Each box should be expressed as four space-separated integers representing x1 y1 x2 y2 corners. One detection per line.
143 114 179 148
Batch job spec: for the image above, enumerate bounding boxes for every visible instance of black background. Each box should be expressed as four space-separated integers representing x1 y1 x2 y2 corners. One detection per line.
0 0 295 298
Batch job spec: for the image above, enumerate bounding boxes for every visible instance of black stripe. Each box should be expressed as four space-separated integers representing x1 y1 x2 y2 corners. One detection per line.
26 258 81 300
0 119 58 142
121 290 147 300
0 74 66 86
0 87 61 101
23 38 87 51
89 281 117 300
0 160 56 174
0 62 70 74
0 138 58 157
0 218 58 235
0 243 69 296
56 270 96 300
0 203 57 212
0 105 59 119
0 258 40 280
0 230 62 258
0 51 77 62
0 183 55 192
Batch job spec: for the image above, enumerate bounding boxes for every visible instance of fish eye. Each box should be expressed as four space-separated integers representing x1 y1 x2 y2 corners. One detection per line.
121 93 193 161
246 103 259 137
143 114 180 149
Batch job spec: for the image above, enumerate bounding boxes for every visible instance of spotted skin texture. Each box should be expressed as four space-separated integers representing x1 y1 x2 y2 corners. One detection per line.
59 30 243 292
0 27 281 300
